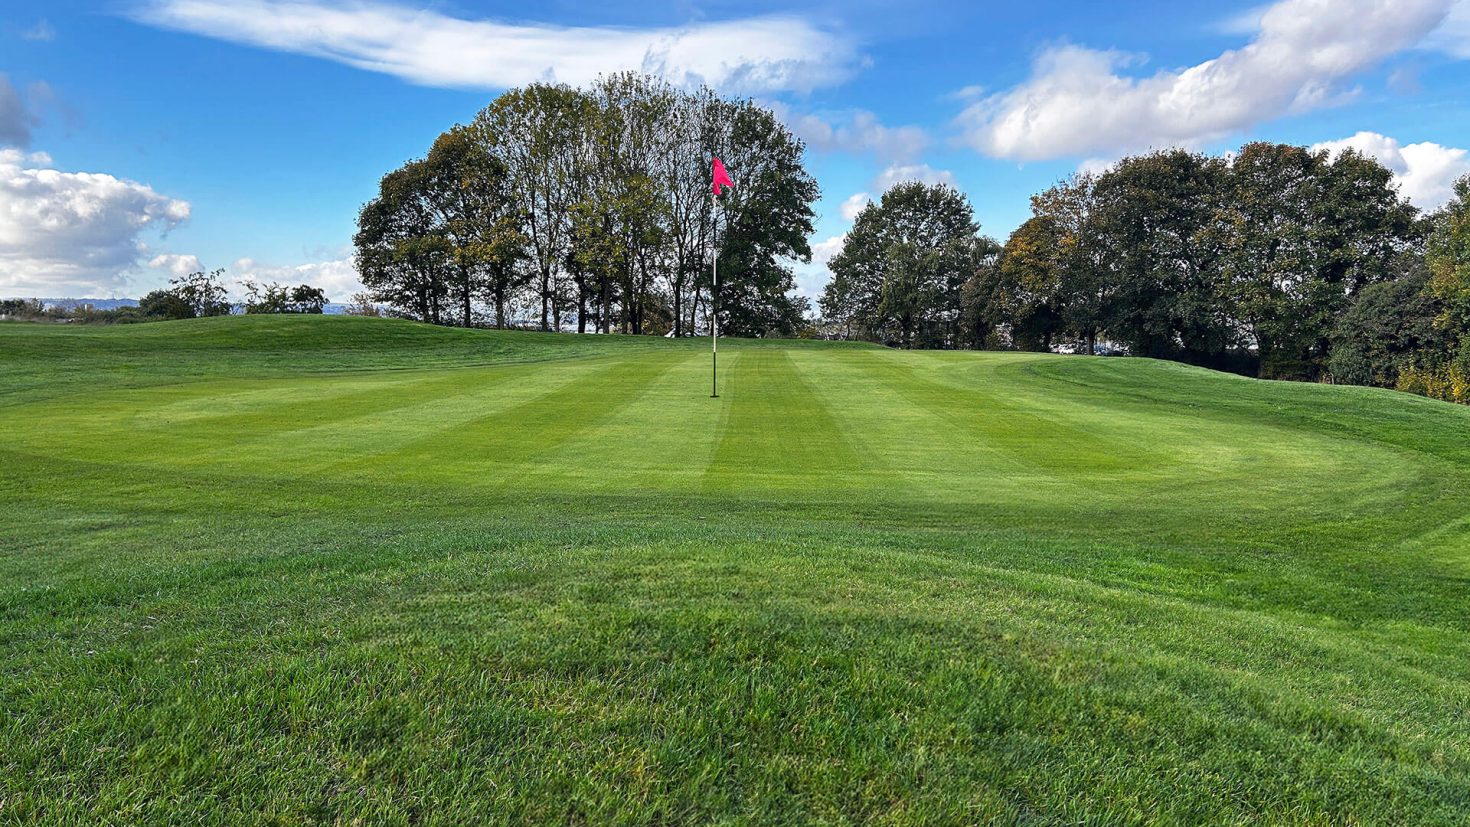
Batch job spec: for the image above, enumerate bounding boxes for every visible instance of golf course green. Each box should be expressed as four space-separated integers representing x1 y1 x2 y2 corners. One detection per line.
3 315 1468 824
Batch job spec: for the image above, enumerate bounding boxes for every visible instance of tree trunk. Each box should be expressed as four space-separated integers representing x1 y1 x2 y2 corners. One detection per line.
577 280 587 334
539 268 550 331
494 284 506 329
600 274 611 334
461 266 472 328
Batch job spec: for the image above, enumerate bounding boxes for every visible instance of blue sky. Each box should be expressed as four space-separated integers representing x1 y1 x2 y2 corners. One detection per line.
2 0 1468 299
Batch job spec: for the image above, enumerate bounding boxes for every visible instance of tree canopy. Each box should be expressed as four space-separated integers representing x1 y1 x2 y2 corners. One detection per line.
355 73 818 338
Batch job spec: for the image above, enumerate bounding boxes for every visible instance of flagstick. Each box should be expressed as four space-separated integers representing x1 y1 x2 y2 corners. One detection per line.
711 187 719 399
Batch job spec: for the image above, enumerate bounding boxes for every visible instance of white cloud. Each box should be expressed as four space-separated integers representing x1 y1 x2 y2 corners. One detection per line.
1425 0 1470 57
229 256 362 302
811 235 846 265
23 19 57 42
1312 131 1470 209
871 164 956 192
1213 4 1273 35
773 105 928 163
1077 158 1118 177
147 253 202 277
839 192 871 222
958 0 1454 161
131 0 857 94
791 234 846 298
0 149 191 296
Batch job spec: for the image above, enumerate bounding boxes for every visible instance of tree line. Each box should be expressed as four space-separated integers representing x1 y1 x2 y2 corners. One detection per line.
0 270 330 324
821 145 1470 404
353 72 818 338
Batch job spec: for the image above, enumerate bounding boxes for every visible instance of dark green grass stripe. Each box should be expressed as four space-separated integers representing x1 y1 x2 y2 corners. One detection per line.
703 350 872 489
377 352 683 471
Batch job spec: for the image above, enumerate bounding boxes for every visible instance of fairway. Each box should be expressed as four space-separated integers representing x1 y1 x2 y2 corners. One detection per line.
3 316 1469 824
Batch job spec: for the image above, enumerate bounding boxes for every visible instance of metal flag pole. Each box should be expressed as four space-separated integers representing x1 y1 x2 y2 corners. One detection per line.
711 186 719 398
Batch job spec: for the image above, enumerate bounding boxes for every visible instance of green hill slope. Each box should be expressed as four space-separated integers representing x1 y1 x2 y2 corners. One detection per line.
2 316 1468 824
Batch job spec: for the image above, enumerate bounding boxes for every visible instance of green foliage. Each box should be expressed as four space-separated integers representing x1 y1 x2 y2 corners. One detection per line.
423 124 527 328
1396 362 1470 403
138 288 196 320
943 143 1427 384
1429 177 1470 363
1087 150 1234 361
3 316 1470 822
1216 143 1417 378
0 299 153 325
137 270 233 320
0 298 47 319
355 160 452 324
711 100 819 338
1329 255 1448 386
988 215 1069 350
168 269 233 318
363 74 818 338
243 282 328 314
823 182 988 347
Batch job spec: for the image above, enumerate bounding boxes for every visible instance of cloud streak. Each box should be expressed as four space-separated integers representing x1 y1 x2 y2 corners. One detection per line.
131 0 858 94
958 0 1454 161
772 105 928 163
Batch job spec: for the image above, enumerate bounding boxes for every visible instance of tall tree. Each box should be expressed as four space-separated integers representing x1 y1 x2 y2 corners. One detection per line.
473 84 586 331
824 182 981 347
659 85 720 337
1329 253 1447 387
1406 175 1470 401
991 216 1068 351
1086 150 1232 363
421 125 525 328
355 161 451 323
710 100 819 338
1216 143 1415 378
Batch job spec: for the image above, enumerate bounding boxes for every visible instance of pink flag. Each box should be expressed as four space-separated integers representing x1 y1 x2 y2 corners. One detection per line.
712 156 734 196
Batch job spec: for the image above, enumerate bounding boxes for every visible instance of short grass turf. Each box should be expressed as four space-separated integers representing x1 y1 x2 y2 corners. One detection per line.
2 315 1469 825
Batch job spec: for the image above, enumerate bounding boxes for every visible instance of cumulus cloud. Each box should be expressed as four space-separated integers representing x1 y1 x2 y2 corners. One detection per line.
147 253 202 277
1312 131 1470 209
839 192 871 221
229 256 361 302
0 149 191 296
958 0 1454 161
790 234 846 298
772 105 928 163
811 235 846 264
131 0 857 94
871 164 956 191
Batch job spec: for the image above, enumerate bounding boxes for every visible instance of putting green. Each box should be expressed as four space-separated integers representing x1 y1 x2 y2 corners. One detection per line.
2 316 1468 824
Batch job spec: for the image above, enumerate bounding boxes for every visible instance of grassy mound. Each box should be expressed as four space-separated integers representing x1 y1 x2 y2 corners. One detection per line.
2 316 1468 824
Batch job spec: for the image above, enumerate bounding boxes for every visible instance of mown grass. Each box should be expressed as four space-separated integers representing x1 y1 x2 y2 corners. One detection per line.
2 315 1468 824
